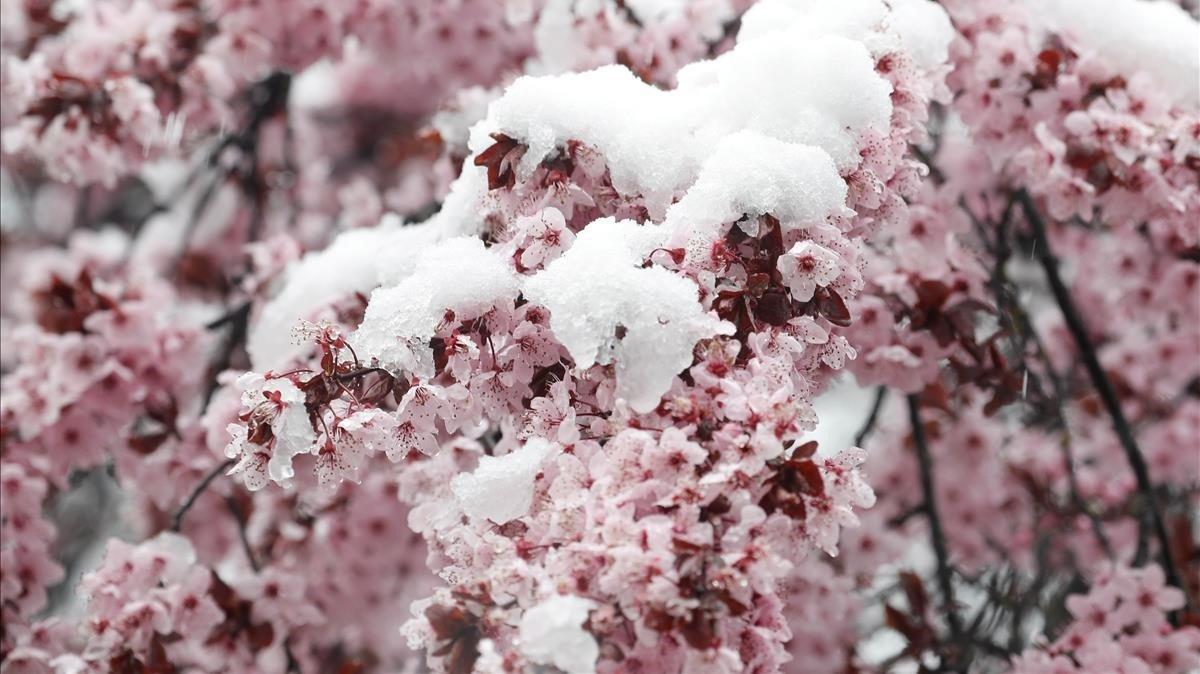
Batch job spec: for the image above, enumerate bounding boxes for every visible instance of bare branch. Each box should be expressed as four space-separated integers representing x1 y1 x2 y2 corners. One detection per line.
854 386 888 448
171 458 236 532
907 394 966 670
1016 189 1184 605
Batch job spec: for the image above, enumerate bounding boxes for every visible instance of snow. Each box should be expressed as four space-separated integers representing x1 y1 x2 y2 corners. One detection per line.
1033 0 1200 108
737 0 953 73
482 65 699 217
451 438 554 524
663 130 850 235
708 33 892 170
889 0 956 72
480 0 903 218
624 0 690 21
424 156 490 238
248 219 438 371
529 0 587 75
355 236 519 377
524 218 732 413
518 594 599 674
432 86 497 150
737 0 889 51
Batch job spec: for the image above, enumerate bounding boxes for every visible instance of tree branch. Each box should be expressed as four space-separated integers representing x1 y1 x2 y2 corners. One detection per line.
224 495 259 572
976 197 1113 558
854 386 888 448
171 458 235 531
907 394 965 669
1016 189 1183 603
201 301 252 409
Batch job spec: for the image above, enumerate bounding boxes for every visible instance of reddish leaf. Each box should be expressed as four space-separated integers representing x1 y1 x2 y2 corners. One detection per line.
914 280 952 314
334 661 367 674
898 571 929 618
795 459 825 496
756 290 791 326
816 288 853 327
473 133 526 190
425 604 472 642
884 604 928 650
793 440 819 459
681 611 719 650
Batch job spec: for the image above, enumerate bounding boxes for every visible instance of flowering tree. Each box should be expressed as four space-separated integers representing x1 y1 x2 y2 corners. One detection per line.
1 0 1197 673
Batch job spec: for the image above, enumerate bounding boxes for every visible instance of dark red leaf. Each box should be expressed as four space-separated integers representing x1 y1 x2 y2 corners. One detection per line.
898 571 929 618
756 290 791 326
793 440 819 459
816 288 853 327
681 611 719 650
473 133 526 190
914 280 952 313
795 460 825 496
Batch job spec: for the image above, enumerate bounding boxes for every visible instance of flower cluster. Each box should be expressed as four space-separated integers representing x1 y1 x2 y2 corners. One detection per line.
1009 564 1200 674
0 463 64 654
0 241 212 489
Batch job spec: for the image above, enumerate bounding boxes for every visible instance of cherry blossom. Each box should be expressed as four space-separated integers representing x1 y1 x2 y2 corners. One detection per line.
1 1 1197 673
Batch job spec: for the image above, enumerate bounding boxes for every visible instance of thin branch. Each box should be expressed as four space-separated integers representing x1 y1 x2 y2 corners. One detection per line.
1016 189 1184 603
284 641 301 674
854 386 888 448
201 301 252 409
224 496 259 572
171 458 235 531
227 488 299 674
204 300 252 331
887 503 925 528
907 394 965 669
975 197 1113 557
335 366 391 382
1057 433 1115 559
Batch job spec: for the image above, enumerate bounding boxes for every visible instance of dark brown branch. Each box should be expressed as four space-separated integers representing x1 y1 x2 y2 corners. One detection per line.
204 300 252 331
201 301 251 409
854 386 888 448
1016 189 1183 602
224 496 259 572
335 366 391 381
908 394 965 669
171 458 235 531
976 197 1113 558
226 488 299 673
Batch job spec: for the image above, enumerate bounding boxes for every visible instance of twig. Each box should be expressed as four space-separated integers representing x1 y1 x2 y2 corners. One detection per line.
907 394 965 669
854 386 888 447
974 197 1113 557
201 301 251 409
204 300 252 330
1016 190 1184 604
1057 432 1115 559
224 495 259 572
171 458 235 531
226 485 299 673
284 641 301 673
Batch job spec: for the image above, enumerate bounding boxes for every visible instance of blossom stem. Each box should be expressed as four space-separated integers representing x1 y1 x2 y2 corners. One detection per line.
1016 190 1184 602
